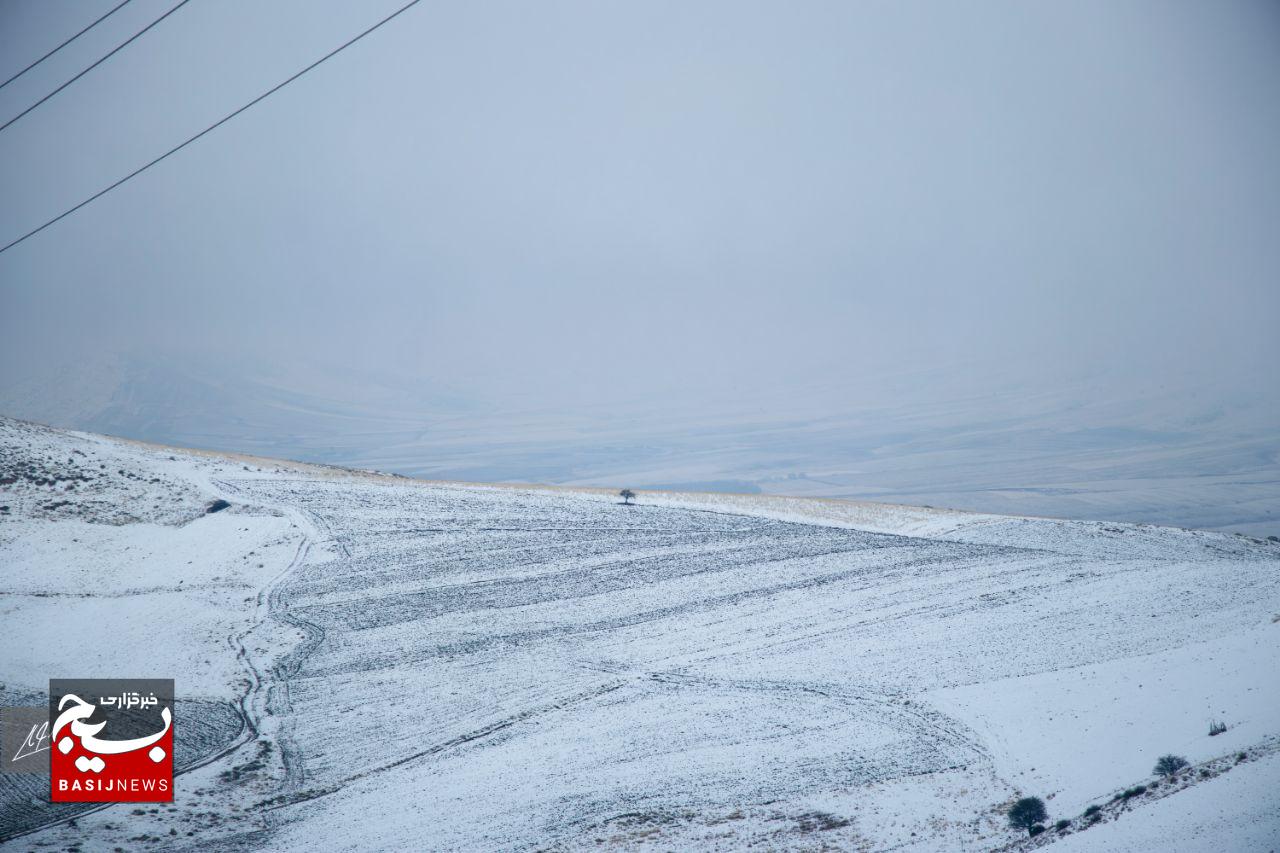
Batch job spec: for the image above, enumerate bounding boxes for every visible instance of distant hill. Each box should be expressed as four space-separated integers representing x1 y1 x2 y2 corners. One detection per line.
2 352 1277 535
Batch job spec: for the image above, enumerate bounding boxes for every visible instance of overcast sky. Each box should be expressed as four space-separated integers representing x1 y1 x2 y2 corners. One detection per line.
1 0 1278 412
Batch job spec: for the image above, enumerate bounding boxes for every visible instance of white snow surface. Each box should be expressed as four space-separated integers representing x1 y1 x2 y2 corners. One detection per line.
1052 751 1280 853
1 415 1277 851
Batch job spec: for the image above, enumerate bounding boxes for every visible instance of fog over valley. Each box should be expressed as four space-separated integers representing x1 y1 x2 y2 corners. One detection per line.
2 0 1278 531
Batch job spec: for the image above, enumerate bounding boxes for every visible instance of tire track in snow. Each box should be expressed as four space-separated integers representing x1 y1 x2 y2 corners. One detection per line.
213 478 327 793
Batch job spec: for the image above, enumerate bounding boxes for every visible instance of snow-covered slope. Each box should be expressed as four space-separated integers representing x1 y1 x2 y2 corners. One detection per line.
1 416 1277 851
4 353 1277 537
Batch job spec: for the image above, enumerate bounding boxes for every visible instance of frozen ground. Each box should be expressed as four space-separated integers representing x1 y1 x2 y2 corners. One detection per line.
1 415 1277 851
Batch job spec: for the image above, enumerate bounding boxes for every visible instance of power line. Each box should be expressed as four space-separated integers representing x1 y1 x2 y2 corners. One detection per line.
0 0 137 92
0 0 426 257
0 0 194 135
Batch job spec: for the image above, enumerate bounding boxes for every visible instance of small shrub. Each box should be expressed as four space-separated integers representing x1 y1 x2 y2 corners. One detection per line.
1029 824 1046 837
1121 785 1147 800
1083 805 1102 817
1055 819 1070 831
1236 752 1247 762
792 811 851 832
1008 797 1048 834
1154 754 1188 776
1209 720 1227 736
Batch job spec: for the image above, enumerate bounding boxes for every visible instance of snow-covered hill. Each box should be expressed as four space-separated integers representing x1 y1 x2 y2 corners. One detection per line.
4 353 1277 537
1 416 1277 851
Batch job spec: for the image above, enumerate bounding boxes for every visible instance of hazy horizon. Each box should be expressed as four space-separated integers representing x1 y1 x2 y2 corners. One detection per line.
2 0 1278 532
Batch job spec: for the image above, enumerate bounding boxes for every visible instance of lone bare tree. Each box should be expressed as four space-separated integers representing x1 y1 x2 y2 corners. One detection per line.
619 489 636 505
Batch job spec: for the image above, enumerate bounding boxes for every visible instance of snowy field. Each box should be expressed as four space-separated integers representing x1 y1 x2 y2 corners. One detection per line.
1 415 1277 850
